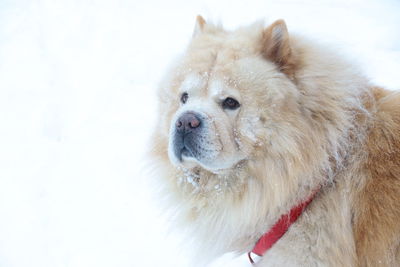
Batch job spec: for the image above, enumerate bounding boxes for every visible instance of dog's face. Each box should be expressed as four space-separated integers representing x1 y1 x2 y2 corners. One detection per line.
160 18 301 174
168 73 246 172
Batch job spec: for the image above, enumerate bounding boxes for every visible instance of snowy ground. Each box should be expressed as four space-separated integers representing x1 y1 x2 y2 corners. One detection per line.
0 0 399 266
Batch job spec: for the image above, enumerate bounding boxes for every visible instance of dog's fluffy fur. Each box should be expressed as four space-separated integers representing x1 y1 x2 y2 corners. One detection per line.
150 17 400 266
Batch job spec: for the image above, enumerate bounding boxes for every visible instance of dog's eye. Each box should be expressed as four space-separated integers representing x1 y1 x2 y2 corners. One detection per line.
181 92 188 104
222 97 240 110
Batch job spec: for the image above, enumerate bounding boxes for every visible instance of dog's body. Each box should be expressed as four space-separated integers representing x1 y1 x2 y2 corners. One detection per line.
151 17 400 266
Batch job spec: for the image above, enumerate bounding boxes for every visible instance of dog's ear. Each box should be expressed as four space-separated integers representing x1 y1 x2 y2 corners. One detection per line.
262 20 296 78
193 15 206 37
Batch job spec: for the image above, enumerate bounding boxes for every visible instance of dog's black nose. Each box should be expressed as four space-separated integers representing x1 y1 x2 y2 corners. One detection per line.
176 112 201 133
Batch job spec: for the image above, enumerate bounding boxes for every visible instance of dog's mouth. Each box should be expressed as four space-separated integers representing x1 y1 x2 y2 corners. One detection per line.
175 143 204 170
173 135 197 162
181 147 194 159
171 135 244 174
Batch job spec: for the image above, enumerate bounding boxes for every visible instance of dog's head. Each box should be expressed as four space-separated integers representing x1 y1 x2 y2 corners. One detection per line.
161 17 301 173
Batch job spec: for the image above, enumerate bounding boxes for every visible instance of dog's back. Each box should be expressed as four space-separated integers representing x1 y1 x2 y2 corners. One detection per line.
354 87 400 266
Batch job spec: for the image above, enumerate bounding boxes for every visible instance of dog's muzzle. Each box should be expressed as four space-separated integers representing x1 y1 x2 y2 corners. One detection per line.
172 111 203 161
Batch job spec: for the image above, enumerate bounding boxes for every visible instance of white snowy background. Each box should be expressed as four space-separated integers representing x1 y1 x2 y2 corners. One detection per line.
0 0 399 266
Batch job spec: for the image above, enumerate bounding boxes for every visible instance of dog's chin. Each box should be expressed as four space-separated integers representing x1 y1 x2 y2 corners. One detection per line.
168 143 244 173
172 153 240 174
180 154 201 169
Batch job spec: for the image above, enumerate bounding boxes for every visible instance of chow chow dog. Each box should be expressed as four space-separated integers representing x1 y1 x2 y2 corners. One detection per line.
150 16 400 266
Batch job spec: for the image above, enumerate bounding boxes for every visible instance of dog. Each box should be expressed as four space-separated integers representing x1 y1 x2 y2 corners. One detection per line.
150 16 400 266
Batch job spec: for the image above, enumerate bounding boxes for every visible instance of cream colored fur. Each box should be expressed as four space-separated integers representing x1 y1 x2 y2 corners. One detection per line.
150 17 400 266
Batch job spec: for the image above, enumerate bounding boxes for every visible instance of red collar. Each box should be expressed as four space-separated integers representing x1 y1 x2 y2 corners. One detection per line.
248 189 319 264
